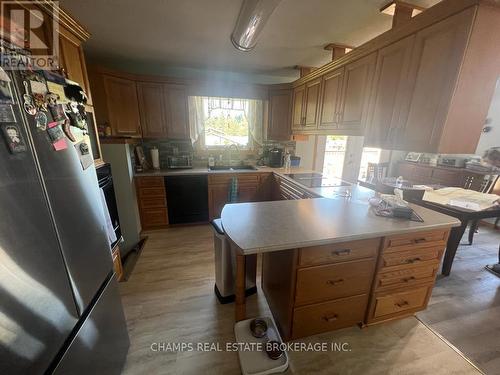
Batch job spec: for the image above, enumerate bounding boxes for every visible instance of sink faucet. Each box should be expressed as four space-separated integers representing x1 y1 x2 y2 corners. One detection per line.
226 144 240 166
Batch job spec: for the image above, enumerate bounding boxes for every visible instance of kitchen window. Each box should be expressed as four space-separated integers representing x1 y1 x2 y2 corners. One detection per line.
188 96 263 149
321 136 382 183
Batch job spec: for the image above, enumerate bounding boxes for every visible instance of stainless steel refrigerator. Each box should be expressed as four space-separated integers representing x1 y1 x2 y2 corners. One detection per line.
0 68 129 373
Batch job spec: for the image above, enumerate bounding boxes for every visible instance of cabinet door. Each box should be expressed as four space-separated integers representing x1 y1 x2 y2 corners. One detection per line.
304 78 321 128
292 85 305 130
103 76 142 137
238 184 259 203
318 68 344 129
208 185 229 221
59 27 93 105
268 89 292 141
396 9 473 152
365 36 414 148
163 84 190 139
338 53 376 134
137 82 167 138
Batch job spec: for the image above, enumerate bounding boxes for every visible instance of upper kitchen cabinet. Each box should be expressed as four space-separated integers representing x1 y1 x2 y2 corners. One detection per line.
291 85 306 130
337 53 376 135
291 1 500 153
365 36 414 148
137 82 167 138
267 88 292 141
58 24 93 105
395 8 475 153
397 5 500 154
295 54 375 136
103 75 142 137
163 84 190 139
318 68 344 130
303 78 322 128
291 78 321 131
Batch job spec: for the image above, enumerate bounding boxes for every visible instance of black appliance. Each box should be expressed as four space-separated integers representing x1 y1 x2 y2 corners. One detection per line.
286 173 351 188
0 66 129 373
97 163 122 250
165 175 209 224
268 148 284 167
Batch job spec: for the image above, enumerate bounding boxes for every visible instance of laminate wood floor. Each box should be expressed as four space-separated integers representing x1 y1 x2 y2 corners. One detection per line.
418 225 500 375
119 225 483 375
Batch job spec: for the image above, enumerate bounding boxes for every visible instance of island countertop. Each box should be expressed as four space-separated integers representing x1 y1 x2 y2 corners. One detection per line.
221 186 461 254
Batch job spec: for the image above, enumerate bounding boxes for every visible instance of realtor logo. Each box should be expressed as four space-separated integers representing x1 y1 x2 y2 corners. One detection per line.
1 1 60 70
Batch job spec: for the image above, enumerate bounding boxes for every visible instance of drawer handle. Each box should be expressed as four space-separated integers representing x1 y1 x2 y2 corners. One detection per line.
322 314 338 323
326 278 344 286
402 276 416 282
395 301 409 308
413 238 427 244
331 249 351 256
404 257 421 264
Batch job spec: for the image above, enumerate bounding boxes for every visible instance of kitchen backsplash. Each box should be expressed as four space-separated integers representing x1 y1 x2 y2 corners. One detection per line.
133 139 297 169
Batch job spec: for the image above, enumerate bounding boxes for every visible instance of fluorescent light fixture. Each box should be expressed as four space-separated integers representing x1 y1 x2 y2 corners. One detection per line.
231 0 282 52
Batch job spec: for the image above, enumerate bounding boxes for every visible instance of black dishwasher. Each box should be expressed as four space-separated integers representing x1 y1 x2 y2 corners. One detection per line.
165 175 209 224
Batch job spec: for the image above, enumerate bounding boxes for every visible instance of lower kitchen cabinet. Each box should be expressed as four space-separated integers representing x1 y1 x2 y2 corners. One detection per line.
112 245 124 282
396 161 489 190
135 176 169 230
262 229 449 340
208 173 270 221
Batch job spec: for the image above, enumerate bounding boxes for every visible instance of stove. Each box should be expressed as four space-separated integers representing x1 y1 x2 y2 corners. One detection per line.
285 173 351 188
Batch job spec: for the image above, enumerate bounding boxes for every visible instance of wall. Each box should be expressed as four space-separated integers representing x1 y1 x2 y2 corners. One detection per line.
476 77 500 156
101 144 142 255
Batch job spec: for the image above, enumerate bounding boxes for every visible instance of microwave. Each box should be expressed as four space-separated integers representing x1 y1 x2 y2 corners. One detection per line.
167 155 192 169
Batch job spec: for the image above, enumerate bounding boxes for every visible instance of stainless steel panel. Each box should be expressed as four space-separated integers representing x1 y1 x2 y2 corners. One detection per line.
0 100 78 374
53 275 130 375
11 74 113 315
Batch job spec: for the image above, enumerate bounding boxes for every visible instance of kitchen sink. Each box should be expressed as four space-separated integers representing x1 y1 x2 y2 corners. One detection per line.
209 165 258 171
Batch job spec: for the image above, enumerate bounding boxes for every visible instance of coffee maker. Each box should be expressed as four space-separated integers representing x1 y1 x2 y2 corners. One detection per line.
268 148 284 168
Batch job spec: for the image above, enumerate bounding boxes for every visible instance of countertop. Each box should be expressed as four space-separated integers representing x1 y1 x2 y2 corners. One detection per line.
221 185 461 255
134 166 314 177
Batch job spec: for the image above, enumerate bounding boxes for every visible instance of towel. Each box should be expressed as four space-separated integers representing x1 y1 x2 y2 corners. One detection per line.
99 188 117 248
228 176 238 203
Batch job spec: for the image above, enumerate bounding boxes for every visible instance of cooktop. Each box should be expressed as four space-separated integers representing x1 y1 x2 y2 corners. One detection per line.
285 173 351 188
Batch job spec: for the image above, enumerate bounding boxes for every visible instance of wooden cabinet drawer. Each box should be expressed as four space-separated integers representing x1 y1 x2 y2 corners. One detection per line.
381 247 442 269
138 186 166 197
376 263 439 291
139 195 166 208
136 176 165 188
299 238 380 267
372 285 431 320
208 173 260 186
141 207 168 228
295 259 376 306
292 294 368 339
384 230 448 253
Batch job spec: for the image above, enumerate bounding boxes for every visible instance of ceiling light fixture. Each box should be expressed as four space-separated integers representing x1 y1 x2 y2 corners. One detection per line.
231 0 282 52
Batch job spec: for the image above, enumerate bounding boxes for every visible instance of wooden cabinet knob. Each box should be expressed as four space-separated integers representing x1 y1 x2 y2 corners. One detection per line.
326 278 344 286
331 249 351 256
395 301 409 308
404 257 421 264
402 276 416 282
322 314 338 323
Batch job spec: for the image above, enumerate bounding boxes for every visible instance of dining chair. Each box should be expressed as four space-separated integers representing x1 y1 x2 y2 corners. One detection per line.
467 173 500 245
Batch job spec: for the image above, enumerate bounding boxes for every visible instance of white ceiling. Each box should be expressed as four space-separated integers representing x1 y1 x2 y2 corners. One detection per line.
60 0 441 83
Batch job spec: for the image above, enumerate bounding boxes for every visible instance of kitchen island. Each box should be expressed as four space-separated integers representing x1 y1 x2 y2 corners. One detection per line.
221 185 460 340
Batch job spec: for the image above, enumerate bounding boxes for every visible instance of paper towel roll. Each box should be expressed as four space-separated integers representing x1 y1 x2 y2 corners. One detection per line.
151 148 160 170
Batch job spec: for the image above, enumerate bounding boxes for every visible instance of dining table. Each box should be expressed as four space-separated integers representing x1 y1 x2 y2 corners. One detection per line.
358 178 500 276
